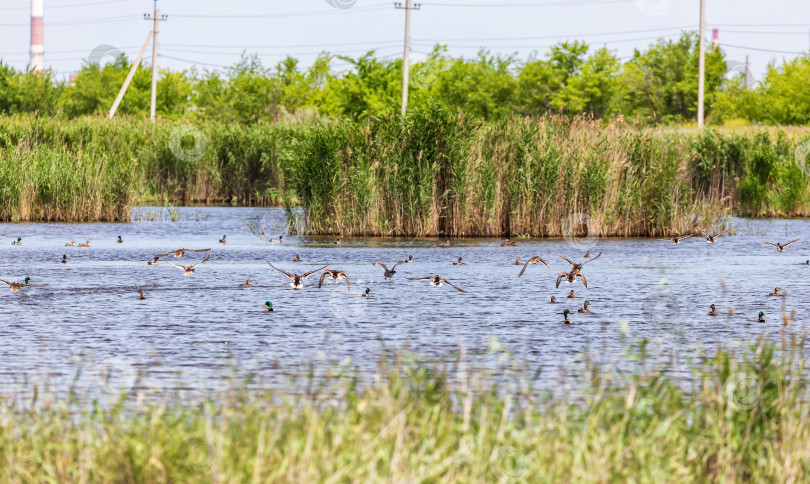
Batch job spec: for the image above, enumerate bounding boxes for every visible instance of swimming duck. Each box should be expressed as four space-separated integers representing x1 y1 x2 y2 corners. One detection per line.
554 251 602 288
550 296 557 303
155 248 211 259
61 254 67 264
334 238 342 245
147 256 161 265
264 301 275 312
501 239 517 247
453 257 465 266
167 253 211 277
268 263 327 290
701 229 731 243
78 240 91 248
708 304 718 316
407 275 467 293
802 260 809 265
219 235 227 244
362 287 372 297
373 261 406 280
1 277 47 292
757 311 766 323
768 287 784 297
440 240 451 247
117 236 123 244
405 255 414 263
269 235 284 243
578 300 591 313
65 240 76 247
319 269 350 290
518 256 552 277
584 250 590 258
137 290 147 300
561 309 572 324
567 290 576 298
662 235 691 245
760 238 801 252
240 279 252 287
11 238 21 245
293 254 301 262
514 257 522 266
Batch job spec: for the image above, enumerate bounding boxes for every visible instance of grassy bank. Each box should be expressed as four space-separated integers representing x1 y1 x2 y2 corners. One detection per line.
3 338 810 482
1 111 809 234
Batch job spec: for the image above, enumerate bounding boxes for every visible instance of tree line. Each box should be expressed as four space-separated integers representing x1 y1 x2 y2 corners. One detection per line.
0 32 808 125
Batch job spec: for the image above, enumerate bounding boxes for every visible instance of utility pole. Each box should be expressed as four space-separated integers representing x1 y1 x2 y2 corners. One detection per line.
697 0 706 128
108 32 154 119
744 54 749 89
144 0 167 122
395 1 421 116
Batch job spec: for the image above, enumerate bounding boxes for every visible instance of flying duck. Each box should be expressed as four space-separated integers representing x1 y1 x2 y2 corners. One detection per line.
760 238 801 252
1 277 47 292
155 248 211 259
662 235 691 245
554 251 602 288
373 261 406 280
319 269 350 290
166 253 211 277
268 263 327 290
701 229 731 243
407 275 467 293
518 256 552 277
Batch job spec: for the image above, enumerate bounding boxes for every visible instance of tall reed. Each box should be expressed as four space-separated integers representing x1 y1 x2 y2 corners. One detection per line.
2 338 810 482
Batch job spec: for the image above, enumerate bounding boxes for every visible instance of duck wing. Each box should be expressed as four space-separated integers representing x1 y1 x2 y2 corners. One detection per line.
578 272 588 288
341 272 350 291
439 277 467 293
301 266 328 278
166 261 191 272
784 238 801 247
581 252 602 264
518 256 552 277
554 251 576 267
268 263 295 279
407 277 432 281
318 270 329 288
555 272 568 288
373 262 389 273
0 280 14 287
190 253 211 269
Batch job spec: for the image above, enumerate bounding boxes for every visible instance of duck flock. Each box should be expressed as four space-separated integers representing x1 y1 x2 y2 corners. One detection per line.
1 229 805 325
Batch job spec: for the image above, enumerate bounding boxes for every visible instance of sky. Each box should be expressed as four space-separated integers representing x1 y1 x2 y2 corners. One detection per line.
1 0 808 82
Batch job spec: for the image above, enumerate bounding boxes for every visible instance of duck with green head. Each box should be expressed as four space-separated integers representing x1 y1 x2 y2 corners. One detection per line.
757 311 766 323
561 309 572 324
1 277 47 292
264 301 275 312
148 256 161 265
61 254 67 264
11 237 21 245
117 235 123 243
362 288 372 297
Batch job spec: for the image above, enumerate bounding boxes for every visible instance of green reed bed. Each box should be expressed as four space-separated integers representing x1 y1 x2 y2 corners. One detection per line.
1 111 808 230
2 337 810 483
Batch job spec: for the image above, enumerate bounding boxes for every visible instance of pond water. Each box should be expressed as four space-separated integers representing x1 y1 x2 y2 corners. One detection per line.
0 207 808 402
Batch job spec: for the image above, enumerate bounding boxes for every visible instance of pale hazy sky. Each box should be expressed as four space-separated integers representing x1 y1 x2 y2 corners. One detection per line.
1 0 808 82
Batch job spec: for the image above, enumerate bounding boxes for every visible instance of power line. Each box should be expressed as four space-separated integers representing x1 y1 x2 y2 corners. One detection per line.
719 43 807 55
171 5 390 19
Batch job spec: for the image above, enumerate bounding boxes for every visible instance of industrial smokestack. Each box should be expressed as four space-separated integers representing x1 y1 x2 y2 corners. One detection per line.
712 28 719 49
30 0 44 73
